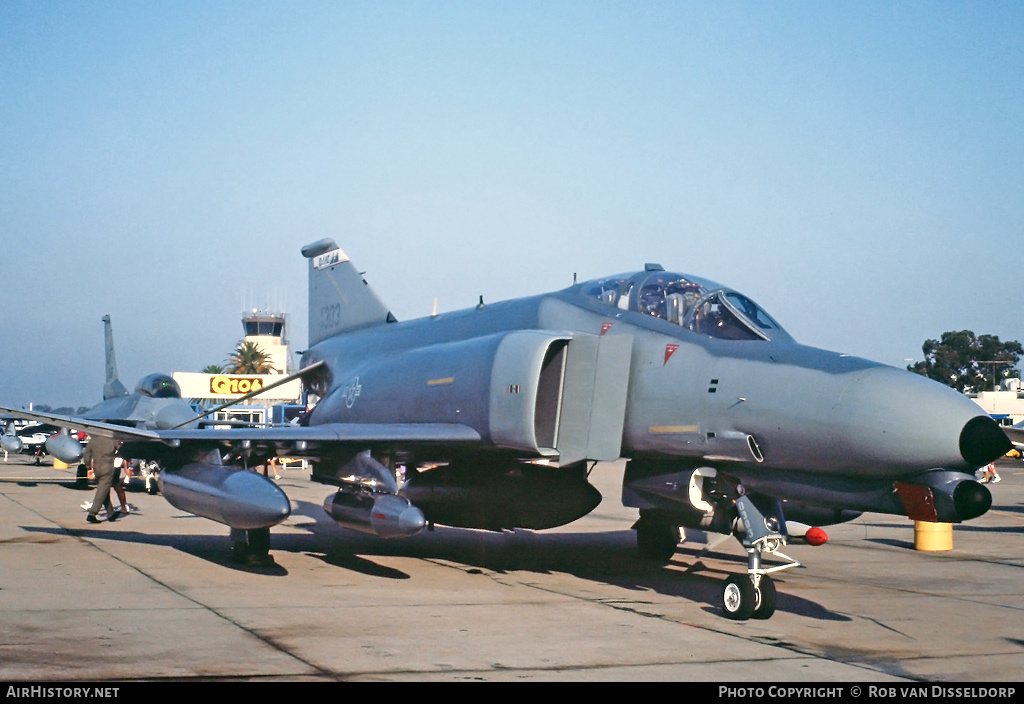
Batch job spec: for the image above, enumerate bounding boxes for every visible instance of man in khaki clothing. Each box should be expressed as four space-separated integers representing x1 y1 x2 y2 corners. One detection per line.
84 435 121 524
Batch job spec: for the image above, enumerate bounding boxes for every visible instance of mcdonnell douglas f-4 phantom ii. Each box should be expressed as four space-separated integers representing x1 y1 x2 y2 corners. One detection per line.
2 240 1013 620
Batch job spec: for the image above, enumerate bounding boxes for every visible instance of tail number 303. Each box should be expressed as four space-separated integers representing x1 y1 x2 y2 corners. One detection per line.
320 303 342 331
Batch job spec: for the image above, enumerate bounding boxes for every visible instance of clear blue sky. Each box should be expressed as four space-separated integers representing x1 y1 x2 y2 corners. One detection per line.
2 1 1022 407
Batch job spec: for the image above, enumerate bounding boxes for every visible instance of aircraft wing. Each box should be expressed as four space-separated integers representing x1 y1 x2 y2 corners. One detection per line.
146 423 482 445
0 406 152 440
0 404 481 447
1005 423 1024 446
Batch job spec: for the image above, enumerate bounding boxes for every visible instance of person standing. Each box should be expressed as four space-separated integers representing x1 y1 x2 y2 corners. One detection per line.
981 462 1002 484
84 435 121 524
110 457 135 514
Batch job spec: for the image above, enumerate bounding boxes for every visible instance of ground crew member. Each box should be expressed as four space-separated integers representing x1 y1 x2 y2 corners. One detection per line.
84 435 122 523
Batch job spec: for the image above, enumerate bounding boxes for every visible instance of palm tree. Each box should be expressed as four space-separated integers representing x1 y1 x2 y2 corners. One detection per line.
226 341 277 374
201 364 226 374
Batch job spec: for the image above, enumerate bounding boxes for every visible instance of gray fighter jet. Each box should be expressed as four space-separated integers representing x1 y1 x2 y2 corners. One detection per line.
4 315 202 475
2 240 1012 620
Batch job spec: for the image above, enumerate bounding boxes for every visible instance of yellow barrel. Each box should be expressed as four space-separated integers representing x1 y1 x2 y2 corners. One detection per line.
53 459 68 470
914 521 953 551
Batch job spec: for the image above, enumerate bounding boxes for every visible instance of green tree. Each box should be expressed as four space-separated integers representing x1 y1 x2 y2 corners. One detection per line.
201 364 225 374
226 341 277 374
908 330 1022 393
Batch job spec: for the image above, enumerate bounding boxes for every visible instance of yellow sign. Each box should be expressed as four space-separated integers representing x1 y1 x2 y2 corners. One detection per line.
210 375 265 395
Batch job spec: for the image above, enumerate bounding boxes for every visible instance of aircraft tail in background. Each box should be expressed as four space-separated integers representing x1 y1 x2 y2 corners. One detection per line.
102 315 129 400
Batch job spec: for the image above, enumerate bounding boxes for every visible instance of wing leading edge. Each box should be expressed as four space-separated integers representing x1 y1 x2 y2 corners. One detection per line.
0 405 480 448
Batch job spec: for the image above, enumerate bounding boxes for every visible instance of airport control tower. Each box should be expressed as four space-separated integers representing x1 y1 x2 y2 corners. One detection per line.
242 309 291 374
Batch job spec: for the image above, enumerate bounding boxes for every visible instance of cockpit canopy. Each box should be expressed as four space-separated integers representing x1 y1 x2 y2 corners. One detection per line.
580 266 791 342
135 373 182 399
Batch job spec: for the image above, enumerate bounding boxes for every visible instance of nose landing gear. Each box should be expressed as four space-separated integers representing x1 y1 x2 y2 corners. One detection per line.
720 494 799 621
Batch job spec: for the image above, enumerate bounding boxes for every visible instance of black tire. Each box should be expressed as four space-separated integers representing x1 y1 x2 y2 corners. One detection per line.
751 574 777 620
245 528 275 566
722 574 756 620
231 540 250 564
247 528 271 556
636 516 680 564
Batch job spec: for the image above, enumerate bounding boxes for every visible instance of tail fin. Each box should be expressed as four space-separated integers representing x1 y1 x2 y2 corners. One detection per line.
102 315 130 400
302 239 395 347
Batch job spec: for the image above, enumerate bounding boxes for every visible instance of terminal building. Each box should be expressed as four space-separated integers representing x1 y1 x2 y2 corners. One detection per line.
173 309 304 427
969 378 1024 429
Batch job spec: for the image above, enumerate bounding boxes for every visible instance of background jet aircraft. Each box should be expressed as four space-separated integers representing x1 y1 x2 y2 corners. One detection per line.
3 315 203 486
1 241 1013 620
80 314 199 434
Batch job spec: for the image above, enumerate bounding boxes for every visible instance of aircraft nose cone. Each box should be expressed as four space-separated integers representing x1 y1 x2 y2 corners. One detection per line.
959 415 1012 467
832 366 999 473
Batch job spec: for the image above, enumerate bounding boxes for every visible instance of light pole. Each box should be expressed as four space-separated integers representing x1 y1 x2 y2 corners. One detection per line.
974 360 1007 391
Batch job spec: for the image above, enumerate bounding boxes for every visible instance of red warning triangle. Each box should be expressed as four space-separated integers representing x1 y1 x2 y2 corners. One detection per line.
664 344 679 365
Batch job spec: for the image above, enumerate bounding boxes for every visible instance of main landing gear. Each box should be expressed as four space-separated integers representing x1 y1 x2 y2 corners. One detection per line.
635 514 681 563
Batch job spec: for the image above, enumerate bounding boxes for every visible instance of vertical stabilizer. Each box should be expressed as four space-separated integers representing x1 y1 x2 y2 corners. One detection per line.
302 239 395 346
102 315 129 400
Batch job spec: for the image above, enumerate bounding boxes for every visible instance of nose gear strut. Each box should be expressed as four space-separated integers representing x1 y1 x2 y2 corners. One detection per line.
721 492 802 620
